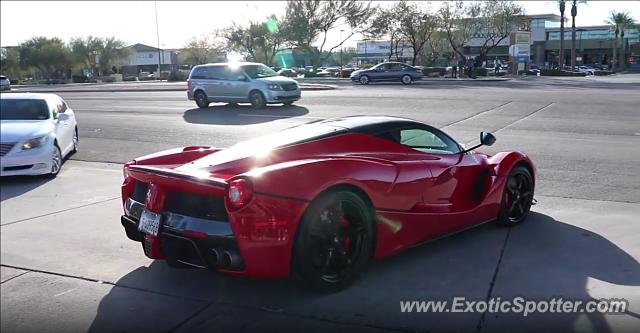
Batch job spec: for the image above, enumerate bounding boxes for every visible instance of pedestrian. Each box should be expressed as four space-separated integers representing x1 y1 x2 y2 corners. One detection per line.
494 61 500 75
466 57 474 78
457 58 465 78
451 59 458 78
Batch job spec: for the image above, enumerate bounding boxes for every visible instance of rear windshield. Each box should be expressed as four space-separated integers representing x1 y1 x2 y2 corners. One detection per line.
0 99 50 120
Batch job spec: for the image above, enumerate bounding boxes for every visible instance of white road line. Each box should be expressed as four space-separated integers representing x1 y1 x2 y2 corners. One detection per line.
54 288 77 297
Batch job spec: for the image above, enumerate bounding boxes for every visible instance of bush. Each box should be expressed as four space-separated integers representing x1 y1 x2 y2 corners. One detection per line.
540 69 586 77
140 76 158 81
422 67 447 77
167 70 186 82
594 70 613 76
97 76 115 83
9 79 20 85
72 75 88 83
474 68 488 77
123 76 139 82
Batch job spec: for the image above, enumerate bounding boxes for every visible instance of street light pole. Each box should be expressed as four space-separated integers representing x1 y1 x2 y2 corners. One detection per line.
154 1 161 77
340 29 344 71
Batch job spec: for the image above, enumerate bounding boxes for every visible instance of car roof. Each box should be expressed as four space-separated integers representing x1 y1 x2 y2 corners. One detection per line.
0 92 59 100
318 115 422 130
195 62 264 67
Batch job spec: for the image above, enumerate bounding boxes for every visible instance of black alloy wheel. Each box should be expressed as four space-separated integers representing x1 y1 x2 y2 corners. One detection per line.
293 190 374 292
195 91 209 108
497 166 534 225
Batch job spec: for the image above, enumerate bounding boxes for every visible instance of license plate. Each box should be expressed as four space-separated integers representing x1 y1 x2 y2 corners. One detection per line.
138 210 161 236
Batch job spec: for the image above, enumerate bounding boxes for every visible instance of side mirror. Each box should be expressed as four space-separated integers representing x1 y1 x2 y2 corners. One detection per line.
461 131 497 153
480 131 496 146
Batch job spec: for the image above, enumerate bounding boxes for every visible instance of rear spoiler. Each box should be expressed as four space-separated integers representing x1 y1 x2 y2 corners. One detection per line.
128 165 227 189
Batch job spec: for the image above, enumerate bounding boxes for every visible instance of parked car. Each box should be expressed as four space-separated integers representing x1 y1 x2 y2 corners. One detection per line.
120 115 535 291
576 66 595 75
350 62 424 85
317 67 340 77
277 68 298 77
0 93 78 177
0 75 10 91
187 62 301 109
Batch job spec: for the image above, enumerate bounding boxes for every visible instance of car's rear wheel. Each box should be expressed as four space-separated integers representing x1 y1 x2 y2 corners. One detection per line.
401 75 413 85
194 91 209 108
293 190 374 292
250 91 266 109
496 166 533 225
359 75 370 85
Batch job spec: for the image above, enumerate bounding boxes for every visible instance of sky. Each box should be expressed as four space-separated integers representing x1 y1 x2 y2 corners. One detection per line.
1 0 639 49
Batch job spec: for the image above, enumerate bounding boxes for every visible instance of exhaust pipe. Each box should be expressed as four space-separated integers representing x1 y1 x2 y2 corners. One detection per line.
221 251 241 268
210 248 220 266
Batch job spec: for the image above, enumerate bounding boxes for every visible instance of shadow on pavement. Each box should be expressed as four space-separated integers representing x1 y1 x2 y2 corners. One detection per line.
183 104 310 125
88 212 640 332
0 176 52 202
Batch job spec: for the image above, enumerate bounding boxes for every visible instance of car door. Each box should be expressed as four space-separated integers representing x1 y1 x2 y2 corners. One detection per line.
222 66 252 101
395 126 493 229
51 97 73 153
369 63 389 81
202 65 227 99
385 63 403 81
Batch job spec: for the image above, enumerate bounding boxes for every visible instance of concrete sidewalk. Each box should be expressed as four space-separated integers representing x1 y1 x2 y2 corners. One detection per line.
1 161 639 332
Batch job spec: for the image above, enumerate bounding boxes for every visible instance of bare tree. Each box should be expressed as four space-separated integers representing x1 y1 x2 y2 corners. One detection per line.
438 1 476 62
393 1 438 66
182 34 225 66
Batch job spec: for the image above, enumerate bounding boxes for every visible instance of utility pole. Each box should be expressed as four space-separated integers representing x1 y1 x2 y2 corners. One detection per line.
340 29 344 71
154 1 161 77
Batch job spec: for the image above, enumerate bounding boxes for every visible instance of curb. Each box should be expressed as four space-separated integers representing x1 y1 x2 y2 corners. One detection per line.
2 84 335 94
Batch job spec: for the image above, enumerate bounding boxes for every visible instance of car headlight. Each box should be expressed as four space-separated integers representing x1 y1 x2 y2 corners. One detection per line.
267 84 282 91
22 135 49 150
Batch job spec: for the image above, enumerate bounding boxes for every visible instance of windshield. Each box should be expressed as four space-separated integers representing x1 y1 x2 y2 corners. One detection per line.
0 99 50 120
241 64 278 79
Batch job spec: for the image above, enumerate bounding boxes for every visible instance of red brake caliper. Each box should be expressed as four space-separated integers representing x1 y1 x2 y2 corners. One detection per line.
340 217 351 252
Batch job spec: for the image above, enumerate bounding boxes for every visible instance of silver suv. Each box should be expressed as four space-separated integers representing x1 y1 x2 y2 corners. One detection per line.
187 62 301 108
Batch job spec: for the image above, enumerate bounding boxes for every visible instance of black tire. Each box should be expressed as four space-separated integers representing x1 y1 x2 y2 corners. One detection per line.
496 166 534 226
283 101 295 106
47 144 63 177
401 74 413 85
194 90 209 108
71 127 78 153
293 190 375 292
249 91 266 109
359 75 370 85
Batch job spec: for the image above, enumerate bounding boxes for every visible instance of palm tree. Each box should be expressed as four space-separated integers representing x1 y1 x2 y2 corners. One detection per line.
606 11 635 70
570 1 587 71
558 0 566 68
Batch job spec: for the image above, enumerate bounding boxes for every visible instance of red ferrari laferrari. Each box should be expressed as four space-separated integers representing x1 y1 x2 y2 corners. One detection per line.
120 116 535 291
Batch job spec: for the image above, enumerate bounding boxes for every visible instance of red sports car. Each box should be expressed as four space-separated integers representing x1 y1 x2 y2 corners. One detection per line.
120 116 535 291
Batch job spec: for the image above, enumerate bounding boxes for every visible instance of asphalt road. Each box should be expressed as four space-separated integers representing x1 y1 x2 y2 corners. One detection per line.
62 75 640 203
2 75 639 333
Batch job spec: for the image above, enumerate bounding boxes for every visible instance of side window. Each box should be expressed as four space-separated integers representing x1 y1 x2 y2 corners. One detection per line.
190 67 206 79
226 67 246 81
205 66 227 80
398 128 460 154
388 63 402 71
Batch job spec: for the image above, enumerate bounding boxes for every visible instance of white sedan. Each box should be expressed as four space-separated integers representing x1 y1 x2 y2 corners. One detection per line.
0 93 78 176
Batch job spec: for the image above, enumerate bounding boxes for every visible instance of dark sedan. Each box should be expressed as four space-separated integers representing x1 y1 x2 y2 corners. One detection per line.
350 62 423 85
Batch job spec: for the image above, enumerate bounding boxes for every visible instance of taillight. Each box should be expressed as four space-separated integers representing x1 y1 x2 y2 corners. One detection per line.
226 178 253 211
123 160 136 179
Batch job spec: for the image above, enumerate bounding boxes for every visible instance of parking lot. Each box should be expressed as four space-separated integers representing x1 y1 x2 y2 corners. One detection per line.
2 75 639 332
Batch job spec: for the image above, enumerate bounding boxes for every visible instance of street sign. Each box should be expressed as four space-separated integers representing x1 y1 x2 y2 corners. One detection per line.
509 45 520 57
517 55 529 62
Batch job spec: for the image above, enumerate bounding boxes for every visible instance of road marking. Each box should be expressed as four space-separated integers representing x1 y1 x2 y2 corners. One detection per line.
54 288 77 297
237 113 324 120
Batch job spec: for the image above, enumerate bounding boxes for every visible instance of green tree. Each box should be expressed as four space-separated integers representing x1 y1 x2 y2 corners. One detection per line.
558 0 567 67
280 0 375 67
70 35 104 75
96 37 131 75
18 37 74 79
0 47 23 79
472 0 524 64
570 1 587 70
181 34 225 66
392 0 438 66
221 15 283 65
330 46 356 66
606 11 636 70
364 7 402 62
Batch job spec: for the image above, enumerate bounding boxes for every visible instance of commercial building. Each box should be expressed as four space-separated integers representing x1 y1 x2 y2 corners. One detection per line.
119 43 178 77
